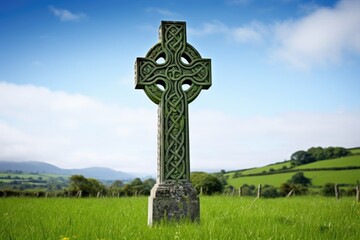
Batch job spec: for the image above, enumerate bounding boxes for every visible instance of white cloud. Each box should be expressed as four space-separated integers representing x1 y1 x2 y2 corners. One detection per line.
0 82 155 173
1 82 359 174
191 0 360 69
49 6 86 22
189 110 360 171
189 20 266 44
272 0 360 69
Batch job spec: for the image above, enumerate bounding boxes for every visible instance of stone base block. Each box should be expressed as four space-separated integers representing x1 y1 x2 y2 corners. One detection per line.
148 182 200 225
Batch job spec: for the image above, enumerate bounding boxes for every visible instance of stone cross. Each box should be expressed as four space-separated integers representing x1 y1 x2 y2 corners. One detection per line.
135 21 211 225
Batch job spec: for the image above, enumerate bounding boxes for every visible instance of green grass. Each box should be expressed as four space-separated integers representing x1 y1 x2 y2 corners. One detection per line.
0 172 68 179
294 155 360 169
228 152 360 179
228 172 294 187
305 170 360 186
0 197 359 240
350 148 360 155
228 169 360 188
227 152 360 188
238 162 292 175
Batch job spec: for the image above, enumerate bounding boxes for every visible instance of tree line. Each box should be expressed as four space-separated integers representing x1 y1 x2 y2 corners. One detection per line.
1 146 357 198
290 146 350 166
1 171 359 199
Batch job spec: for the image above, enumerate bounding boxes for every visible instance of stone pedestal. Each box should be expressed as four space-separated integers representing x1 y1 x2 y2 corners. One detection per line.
148 182 200 225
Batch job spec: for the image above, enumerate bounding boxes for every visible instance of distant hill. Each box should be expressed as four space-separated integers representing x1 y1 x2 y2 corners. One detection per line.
0 161 135 181
226 147 360 188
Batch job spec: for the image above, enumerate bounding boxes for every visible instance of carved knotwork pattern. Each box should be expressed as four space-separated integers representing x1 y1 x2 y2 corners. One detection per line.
165 91 186 180
135 21 211 182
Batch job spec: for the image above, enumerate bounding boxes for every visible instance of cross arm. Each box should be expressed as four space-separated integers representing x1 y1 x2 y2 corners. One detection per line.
135 57 167 104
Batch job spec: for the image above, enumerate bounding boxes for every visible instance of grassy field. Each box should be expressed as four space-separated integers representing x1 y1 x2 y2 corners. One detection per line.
227 148 360 178
235 161 292 176
350 148 360 155
227 150 360 188
0 172 68 179
0 196 359 240
227 169 360 188
294 155 360 169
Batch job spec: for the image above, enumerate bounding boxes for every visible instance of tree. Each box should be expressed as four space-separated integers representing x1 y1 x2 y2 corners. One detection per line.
307 147 325 160
262 185 280 198
290 151 315 166
240 184 256 196
287 172 311 186
110 180 124 189
122 184 133 196
232 171 242 178
280 182 308 196
213 172 228 186
130 178 144 195
322 183 336 197
331 147 350 158
88 178 107 195
280 183 293 196
191 172 224 195
69 175 88 193
68 175 106 197
142 178 156 195
307 146 350 161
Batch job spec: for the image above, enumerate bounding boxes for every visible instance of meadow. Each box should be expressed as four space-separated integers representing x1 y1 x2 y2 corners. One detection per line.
237 162 292 175
1 196 359 240
229 148 360 177
294 155 360 169
227 169 360 188
227 153 360 189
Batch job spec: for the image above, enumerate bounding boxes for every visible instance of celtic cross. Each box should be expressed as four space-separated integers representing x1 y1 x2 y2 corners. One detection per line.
135 21 211 183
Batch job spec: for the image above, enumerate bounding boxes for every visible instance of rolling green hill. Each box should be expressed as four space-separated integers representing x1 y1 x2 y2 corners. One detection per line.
228 169 360 188
294 155 360 169
350 148 360 155
227 148 360 188
237 161 292 175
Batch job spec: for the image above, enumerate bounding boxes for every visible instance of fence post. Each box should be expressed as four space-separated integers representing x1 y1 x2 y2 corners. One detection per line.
356 181 360 202
239 187 242 197
287 188 295 198
334 184 340 199
257 184 262 198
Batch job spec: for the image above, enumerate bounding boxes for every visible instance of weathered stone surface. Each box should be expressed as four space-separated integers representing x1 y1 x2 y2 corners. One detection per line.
135 21 211 225
148 182 199 225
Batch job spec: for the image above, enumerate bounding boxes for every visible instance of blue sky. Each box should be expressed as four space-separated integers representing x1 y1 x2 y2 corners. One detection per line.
0 0 359 174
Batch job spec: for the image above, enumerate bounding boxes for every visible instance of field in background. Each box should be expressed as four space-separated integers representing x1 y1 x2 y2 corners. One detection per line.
294 155 360 169
238 161 292 175
227 149 360 189
228 169 360 188
0 196 359 240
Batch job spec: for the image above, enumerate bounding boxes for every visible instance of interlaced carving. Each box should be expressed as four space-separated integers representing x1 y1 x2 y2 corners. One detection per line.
135 21 211 182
